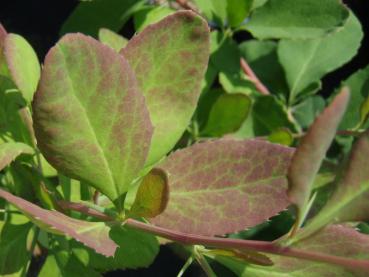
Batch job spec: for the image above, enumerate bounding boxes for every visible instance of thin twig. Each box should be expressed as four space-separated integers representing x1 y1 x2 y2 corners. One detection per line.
59 200 369 271
57 200 114 221
240 58 270 95
125 218 369 271
177 255 194 277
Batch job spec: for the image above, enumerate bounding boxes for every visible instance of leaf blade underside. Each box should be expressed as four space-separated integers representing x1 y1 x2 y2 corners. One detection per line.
0 142 34 171
0 188 117 257
287 89 349 225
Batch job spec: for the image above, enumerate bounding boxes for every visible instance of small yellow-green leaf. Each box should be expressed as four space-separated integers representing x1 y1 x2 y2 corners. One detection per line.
4 34 40 102
268 128 293 146
130 168 169 218
98 28 128 52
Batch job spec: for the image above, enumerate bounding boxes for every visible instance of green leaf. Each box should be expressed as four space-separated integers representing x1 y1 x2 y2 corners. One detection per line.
219 225 369 276
287 89 349 229
98 28 128 52
3 34 40 103
134 6 175 32
292 96 326 128
293 127 369 242
0 24 9 77
336 64 369 130
72 225 159 271
234 95 295 139
60 0 145 37
39 251 100 277
0 215 32 275
32 34 153 205
245 0 349 39
227 0 253 27
121 11 210 165
201 93 251 136
268 128 293 146
151 139 294 236
239 40 288 97
0 188 117 257
193 0 227 26
129 168 169 218
278 12 363 103
0 142 33 171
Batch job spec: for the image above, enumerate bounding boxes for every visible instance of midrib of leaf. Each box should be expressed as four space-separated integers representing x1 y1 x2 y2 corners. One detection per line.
288 40 321 103
58 46 117 198
172 175 284 195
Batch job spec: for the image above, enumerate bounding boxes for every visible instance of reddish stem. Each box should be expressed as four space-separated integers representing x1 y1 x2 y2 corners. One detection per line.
240 58 270 95
58 200 369 271
175 0 198 13
125 219 369 271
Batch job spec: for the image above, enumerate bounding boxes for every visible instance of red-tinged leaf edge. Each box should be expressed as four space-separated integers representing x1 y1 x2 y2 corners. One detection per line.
0 188 117 257
287 88 350 226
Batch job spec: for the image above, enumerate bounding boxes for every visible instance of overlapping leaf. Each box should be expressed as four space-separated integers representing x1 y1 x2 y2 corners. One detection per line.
32 34 153 205
98 28 128 52
287 89 349 227
151 139 294 236
130 168 169 218
0 142 33 171
219 225 369 277
294 127 369 241
246 0 349 39
278 13 362 103
337 64 369 130
121 11 210 165
4 34 41 102
0 188 117 257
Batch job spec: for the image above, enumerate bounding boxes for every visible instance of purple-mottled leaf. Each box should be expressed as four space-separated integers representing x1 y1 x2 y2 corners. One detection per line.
0 188 117 257
121 11 210 165
4 34 41 102
287 88 349 223
0 142 33 171
130 168 169 218
32 34 153 207
219 225 369 276
151 139 294 236
294 127 369 241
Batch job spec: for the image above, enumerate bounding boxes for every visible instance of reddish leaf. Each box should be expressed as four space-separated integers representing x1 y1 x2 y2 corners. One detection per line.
287 88 349 221
33 34 153 205
220 225 369 276
121 11 210 165
0 188 117 257
151 139 294 236
294 128 369 241
0 24 6 47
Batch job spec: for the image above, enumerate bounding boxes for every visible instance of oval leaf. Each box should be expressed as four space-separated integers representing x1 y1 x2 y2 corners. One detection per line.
0 142 33 171
32 34 153 205
287 88 349 226
0 188 117 257
4 34 41 102
151 139 294 236
245 0 349 39
130 168 169 218
294 127 369 241
121 11 210 165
